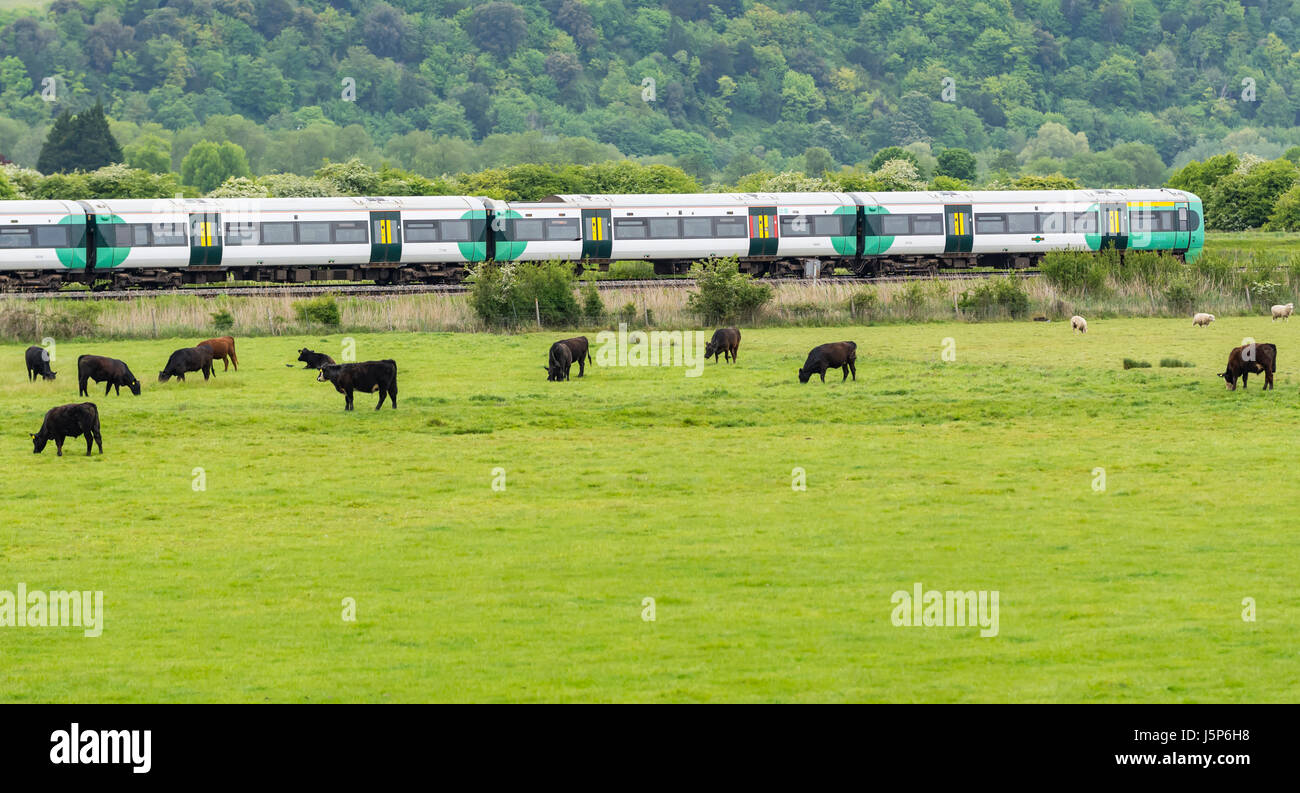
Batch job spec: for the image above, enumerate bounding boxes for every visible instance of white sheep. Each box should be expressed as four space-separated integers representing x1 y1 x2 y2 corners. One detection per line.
1070 315 1087 333
1192 313 1216 327
1272 303 1294 321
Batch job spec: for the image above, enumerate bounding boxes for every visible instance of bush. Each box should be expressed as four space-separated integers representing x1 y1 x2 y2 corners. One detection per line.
845 288 878 317
466 260 580 327
1041 250 1107 294
1160 358 1195 368
686 256 773 324
1123 358 1152 369
1249 280 1286 306
211 309 235 332
957 277 1030 319
581 280 605 322
1163 280 1197 313
293 295 341 327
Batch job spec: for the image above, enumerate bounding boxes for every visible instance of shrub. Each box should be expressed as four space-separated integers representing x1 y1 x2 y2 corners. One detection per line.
466 260 580 327
957 277 1030 319
581 280 605 322
1123 358 1152 369
1160 358 1195 368
211 309 235 332
1163 280 1197 313
686 256 773 323
293 295 341 327
845 288 878 316
0 302 99 340
1249 280 1286 306
1041 250 1107 294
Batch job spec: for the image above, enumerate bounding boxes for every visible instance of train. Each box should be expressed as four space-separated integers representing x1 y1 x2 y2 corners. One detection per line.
0 188 1203 291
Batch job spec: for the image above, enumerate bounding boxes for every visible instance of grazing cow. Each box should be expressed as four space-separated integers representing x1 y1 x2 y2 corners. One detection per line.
1070 315 1088 334
1193 312 1216 327
31 402 102 457
198 336 238 370
1272 303 1294 321
24 346 55 381
317 360 398 410
705 328 742 363
159 346 215 382
77 355 141 397
546 340 574 381
1220 343 1277 391
798 341 857 383
555 336 591 377
297 348 335 369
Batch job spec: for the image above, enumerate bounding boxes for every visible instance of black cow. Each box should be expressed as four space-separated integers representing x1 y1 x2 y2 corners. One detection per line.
24 346 55 381
546 341 575 381
1220 342 1277 391
798 341 857 383
557 336 591 377
298 348 336 369
705 328 741 363
78 355 141 397
317 360 398 410
31 402 102 457
159 346 215 382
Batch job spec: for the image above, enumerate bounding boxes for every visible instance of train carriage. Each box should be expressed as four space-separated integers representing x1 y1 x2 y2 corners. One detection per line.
0 200 89 290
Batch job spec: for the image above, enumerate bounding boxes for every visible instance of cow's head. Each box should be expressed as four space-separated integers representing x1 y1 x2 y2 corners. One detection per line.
798 368 811 383
128 377 141 395
1220 369 1237 390
31 431 47 454
42 370 56 381
298 348 313 362
704 340 719 360
157 371 171 383
317 365 340 383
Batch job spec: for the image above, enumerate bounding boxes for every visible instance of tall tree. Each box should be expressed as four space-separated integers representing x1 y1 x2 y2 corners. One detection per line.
39 104 123 173
36 111 76 174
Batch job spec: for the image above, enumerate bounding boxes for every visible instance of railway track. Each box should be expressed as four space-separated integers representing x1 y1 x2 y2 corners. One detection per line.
0 270 1040 301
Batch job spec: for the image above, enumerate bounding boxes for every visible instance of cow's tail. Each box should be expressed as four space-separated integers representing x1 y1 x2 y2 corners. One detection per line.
230 338 238 369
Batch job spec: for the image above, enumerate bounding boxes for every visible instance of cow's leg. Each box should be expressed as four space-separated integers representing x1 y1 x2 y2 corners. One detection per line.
849 359 857 381
345 389 354 410
79 378 87 397
93 426 103 454
84 432 93 456
577 356 585 377
1242 372 1249 389
105 382 112 396
819 370 826 382
1267 369 1275 390
375 388 386 410
55 437 64 457
389 381 397 409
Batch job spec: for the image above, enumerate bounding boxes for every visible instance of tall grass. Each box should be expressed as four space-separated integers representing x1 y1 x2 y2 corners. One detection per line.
4 249 1300 340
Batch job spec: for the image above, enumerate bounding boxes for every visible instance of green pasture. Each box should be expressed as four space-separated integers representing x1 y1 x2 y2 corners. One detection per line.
0 318 1297 702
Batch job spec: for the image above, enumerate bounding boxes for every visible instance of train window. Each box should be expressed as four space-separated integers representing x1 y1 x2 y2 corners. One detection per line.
912 214 943 235
404 220 438 242
1006 213 1038 233
648 218 679 238
813 215 846 236
260 223 296 244
225 223 256 245
879 215 911 236
545 219 581 240
299 222 331 244
714 217 747 237
439 220 471 241
333 221 368 243
0 227 32 247
1040 213 1067 233
34 226 71 248
681 217 713 238
1071 212 1097 233
974 214 1006 234
779 216 812 236
614 219 647 239
152 223 187 246
512 219 544 240
1187 210 1201 231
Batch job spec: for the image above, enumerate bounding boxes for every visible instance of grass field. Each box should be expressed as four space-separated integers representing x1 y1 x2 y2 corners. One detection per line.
1204 230 1300 257
2 318 1298 702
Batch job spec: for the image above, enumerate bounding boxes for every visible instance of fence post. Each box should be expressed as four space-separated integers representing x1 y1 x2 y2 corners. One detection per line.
535 298 541 328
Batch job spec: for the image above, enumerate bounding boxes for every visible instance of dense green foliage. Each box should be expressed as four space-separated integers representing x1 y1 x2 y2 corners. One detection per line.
467 258 582 326
686 256 773 323
1 0 1299 190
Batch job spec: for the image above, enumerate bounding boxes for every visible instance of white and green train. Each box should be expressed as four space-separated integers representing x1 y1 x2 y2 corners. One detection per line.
0 189 1203 290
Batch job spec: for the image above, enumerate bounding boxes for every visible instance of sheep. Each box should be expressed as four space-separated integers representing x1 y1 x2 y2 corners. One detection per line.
1192 313 1216 327
1070 315 1088 333
1272 303 1294 321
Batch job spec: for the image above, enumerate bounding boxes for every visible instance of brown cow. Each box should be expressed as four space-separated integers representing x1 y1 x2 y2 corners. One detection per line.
1220 343 1277 391
198 336 238 371
799 341 857 383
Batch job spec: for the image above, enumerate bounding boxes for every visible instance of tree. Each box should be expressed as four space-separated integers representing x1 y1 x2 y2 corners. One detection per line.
867 146 919 172
37 104 123 173
181 141 252 193
468 2 528 57
802 147 835 177
935 148 977 182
